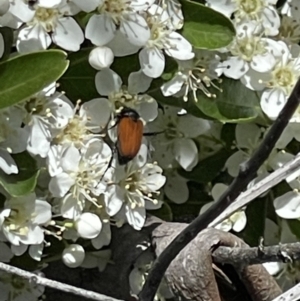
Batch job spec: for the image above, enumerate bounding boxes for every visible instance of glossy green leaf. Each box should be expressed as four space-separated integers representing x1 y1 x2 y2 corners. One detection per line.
0 50 69 109
59 48 97 102
181 0 235 49
0 152 39 197
179 149 233 183
170 182 211 222
196 77 260 121
59 50 140 102
151 202 173 222
0 27 13 61
287 219 300 240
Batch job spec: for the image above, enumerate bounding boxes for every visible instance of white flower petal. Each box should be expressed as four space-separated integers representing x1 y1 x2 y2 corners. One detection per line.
52 17 84 51
86 14 116 46
274 190 300 219
173 138 198 171
61 194 84 219
80 98 111 131
120 14 150 46
33 200 51 225
49 173 75 197
261 88 287 119
0 149 18 174
223 56 249 79
164 32 194 60
139 47 165 78
104 185 124 216
128 70 153 94
107 30 140 57
125 205 145 230
29 243 43 261
164 172 189 204
161 73 186 96
17 25 51 53
95 68 122 96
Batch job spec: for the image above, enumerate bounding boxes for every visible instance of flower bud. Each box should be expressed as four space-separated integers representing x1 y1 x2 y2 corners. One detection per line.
75 212 102 239
62 244 85 268
88 46 114 70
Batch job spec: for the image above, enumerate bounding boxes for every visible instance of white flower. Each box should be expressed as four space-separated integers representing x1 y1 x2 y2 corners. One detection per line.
0 270 44 301
242 41 300 119
85 0 153 47
0 107 28 174
222 21 279 79
48 138 112 205
139 4 194 78
95 68 157 122
89 46 114 70
54 98 111 148
200 183 247 232
149 105 211 171
104 145 165 230
206 0 280 36
0 193 51 246
62 244 85 268
161 49 222 101
23 83 73 158
11 0 84 53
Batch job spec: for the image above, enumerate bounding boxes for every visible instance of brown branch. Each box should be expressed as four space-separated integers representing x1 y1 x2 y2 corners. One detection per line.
139 79 300 301
213 242 300 266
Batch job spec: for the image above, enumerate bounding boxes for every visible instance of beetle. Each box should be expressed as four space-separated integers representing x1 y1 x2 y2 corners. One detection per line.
115 107 144 165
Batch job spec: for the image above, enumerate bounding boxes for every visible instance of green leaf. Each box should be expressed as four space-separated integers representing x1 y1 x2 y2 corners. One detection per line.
151 202 173 221
59 48 97 102
196 77 260 121
0 27 13 61
0 152 39 197
111 54 140 83
59 50 140 103
0 50 69 109
169 181 211 222
181 0 235 49
287 219 300 240
179 149 233 183
240 198 266 246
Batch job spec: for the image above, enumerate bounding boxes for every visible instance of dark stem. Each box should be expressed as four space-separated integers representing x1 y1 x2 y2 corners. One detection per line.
213 242 300 266
139 79 300 301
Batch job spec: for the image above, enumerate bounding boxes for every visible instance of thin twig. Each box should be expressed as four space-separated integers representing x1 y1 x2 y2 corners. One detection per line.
213 242 300 265
210 153 300 227
0 262 124 301
139 79 300 301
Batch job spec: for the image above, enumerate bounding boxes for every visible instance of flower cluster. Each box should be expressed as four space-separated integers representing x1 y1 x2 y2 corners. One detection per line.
0 0 299 298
